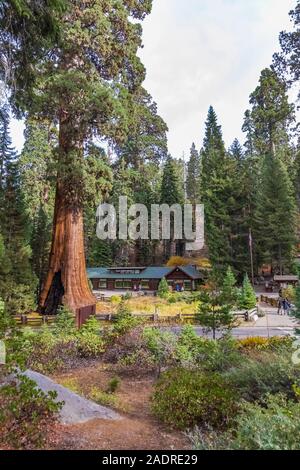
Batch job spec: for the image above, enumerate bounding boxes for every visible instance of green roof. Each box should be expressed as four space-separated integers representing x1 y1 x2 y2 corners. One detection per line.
87 265 202 280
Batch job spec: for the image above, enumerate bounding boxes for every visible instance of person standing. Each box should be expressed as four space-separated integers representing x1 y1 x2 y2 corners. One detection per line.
277 297 283 315
282 298 291 316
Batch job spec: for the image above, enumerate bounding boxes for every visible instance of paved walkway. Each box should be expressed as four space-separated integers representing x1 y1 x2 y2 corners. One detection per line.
257 307 299 328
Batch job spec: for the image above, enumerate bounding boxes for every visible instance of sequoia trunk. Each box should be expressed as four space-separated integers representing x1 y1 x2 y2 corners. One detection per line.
38 115 95 318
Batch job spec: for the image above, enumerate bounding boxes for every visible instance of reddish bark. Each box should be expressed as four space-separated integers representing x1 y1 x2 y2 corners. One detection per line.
38 114 95 317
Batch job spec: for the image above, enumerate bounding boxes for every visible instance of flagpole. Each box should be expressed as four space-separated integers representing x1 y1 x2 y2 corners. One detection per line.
249 228 255 286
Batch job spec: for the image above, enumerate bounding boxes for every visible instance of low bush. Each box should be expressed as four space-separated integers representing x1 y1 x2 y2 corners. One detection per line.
112 301 144 336
224 353 300 402
143 327 177 374
230 394 300 450
238 336 293 352
106 376 120 394
77 316 105 358
110 295 122 304
104 326 156 375
0 374 62 449
176 332 242 372
151 367 237 430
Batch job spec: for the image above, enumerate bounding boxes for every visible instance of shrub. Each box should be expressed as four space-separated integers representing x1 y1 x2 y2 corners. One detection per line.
52 306 76 337
238 336 293 352
77 316 105 358
143 327 177 374
106 376 120 394
224 354 300 402
230 394 300 450
174 331 241 372
113 301 143 336
283 286 296 302
104 326 155 375
151 368 237 430
0 374 62 449
22 326 78 374
110 295 122 304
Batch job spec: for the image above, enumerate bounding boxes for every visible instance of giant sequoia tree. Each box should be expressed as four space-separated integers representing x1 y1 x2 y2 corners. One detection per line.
1 1 154 315
273 0 300 97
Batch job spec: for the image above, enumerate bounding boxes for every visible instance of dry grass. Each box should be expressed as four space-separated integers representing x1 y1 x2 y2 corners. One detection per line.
96 296 199 317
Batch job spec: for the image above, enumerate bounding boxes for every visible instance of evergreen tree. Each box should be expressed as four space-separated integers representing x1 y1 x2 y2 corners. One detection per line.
220 267 238 306
254 152 296 273
238 274 257 310
0 105 15 193
274 1 300 98
0 111 37 314
186 143 201 204
116 87 168 168
197 290 236 340
160 155 185 259
160 155 185 207
88 239 113 268
249 68 295 158
229 139 244 165
19 118 56 293
157 278 169 299
200 106 233 270
1 0 157 316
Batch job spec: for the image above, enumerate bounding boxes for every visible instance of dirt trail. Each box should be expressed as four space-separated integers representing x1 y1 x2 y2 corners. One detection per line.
50 363 190 450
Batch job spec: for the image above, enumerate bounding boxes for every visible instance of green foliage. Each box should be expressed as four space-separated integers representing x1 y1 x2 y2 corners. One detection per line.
0 296 15 339
274 1 300 99
186 143 201 204
157 277 169 299
89 387 120 410
197 290 236 339
52 306 76 337
77 316 105 358
113 301 143 336
238 274 256 310
220 267 238 306
152 368 237 430
200 106 233 269
230 395 300 450
0 373 62 449
143 327 177 374
106 376 121 394
224 354 300 403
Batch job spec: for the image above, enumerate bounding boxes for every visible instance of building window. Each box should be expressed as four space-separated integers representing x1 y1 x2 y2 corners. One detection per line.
99 280 107 289
141 280 150 289
115 280 132 289
184 280 192 291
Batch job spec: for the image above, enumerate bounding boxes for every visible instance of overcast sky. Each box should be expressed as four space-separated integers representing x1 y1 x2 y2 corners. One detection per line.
11 0 297 158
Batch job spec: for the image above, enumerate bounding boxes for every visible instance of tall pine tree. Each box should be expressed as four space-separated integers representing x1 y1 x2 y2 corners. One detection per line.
186 143 201 205
200 106 234 270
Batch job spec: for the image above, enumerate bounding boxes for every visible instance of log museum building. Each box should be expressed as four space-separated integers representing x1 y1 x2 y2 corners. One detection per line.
87 265 204 292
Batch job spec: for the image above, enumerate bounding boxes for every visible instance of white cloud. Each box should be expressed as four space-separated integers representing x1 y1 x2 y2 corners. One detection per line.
9 0 298 157
139 0 297 157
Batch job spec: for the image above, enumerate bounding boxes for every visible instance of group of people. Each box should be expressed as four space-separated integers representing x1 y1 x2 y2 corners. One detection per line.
277 289 292 316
